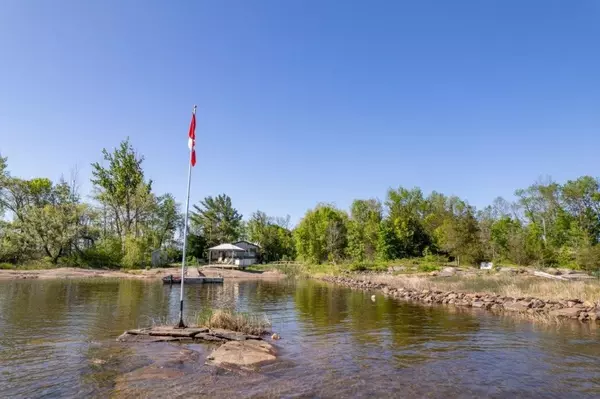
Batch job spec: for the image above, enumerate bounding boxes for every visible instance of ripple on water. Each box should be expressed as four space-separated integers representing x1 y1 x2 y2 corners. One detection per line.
1 278 600 398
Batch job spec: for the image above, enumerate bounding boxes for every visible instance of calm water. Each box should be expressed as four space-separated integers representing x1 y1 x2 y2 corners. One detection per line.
1 278 600 398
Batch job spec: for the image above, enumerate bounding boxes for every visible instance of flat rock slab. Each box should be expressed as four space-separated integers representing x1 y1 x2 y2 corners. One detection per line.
117 326 263 344
209 328 261 341
207 339 276 371
549 308 582 318
147 327 208 338
117 332 194 343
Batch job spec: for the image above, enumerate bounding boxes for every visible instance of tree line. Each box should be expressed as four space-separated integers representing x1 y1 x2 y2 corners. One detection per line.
1 139 600 271
295 179 600 272
0 139 295 268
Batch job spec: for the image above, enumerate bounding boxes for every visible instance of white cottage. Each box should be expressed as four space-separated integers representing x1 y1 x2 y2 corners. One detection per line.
208 240 260 268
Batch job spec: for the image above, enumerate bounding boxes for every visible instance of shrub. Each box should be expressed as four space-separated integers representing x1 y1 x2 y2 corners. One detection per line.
76 237 123 268
418 263 440 273
122 235 149 269
576 245 600 275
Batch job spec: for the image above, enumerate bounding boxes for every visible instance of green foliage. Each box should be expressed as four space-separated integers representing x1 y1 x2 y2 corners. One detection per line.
385 187 431 257
191 194 243 248
0 262 14 270
187 233 207 261
4 139 600 273
376 219 400 261
347 199 382 262
294 204 348 264
91 138 154 240
418 263 440 273
576 244 600 274
121 235 149 269
75 236 123 268
247 210 295 262
148 193 181 249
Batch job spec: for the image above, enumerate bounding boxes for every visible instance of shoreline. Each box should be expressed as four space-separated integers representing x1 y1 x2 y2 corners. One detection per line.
0 266 285 281
319 273 600 324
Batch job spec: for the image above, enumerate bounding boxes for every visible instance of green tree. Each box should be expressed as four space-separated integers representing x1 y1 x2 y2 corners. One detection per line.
347 199 382 262
294 204 348 264
247 211 295 262
385 187 430 257
148 193 181 249
0 169 91 263
191 194 243 248
376 219 400 261
91 138 153 241
561 176 600 245
435 200 482 265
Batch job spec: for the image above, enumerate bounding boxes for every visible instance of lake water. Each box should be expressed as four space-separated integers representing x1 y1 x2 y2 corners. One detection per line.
1 278 600 398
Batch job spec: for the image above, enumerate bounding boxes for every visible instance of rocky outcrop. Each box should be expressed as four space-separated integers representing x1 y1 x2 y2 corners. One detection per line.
117 326 278 371
117 326 262 343
320 275 600 323
207 339 276 371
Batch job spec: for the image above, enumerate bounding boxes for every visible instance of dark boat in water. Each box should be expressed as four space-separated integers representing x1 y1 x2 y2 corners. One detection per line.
162 275 224 284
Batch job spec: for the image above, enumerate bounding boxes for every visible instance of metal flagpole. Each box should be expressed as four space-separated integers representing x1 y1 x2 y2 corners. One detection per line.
177 105 196 328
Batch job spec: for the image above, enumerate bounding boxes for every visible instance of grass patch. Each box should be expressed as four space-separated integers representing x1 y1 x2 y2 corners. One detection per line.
261 256 454 278
0 260 58 270
418 263 440 273
195 309 271 335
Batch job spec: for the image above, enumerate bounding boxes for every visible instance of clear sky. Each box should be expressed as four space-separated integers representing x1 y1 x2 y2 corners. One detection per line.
1 1 599 224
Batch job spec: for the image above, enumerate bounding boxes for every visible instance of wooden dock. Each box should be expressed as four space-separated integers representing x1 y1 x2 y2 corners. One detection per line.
162 275 224 284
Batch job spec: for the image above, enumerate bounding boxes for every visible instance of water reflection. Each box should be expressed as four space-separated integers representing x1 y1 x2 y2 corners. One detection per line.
1 278 600 398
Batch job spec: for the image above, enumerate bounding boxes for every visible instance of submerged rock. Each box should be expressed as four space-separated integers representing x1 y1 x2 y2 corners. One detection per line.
207 339 276 371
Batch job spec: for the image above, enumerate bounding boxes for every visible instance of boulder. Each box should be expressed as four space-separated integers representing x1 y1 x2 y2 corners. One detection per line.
530 299 545 309
439 267 457 277
549 308 581 318
388 266 406 272
498 267 517 273
583 301 595 308
207 339 276 371
503 301 530 312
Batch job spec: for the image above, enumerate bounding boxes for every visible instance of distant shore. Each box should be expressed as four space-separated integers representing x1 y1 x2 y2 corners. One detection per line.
0 266 286 281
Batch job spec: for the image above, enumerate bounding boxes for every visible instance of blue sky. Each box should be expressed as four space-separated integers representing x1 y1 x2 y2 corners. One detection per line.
1 1 599 224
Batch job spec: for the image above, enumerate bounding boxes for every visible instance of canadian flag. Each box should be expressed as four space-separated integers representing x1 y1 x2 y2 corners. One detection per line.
188 112 196 166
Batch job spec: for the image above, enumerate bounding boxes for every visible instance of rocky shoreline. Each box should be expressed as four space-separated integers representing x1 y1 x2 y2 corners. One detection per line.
320 275 600 323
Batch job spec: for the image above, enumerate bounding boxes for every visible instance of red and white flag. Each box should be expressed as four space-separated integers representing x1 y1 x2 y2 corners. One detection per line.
188 111 196 166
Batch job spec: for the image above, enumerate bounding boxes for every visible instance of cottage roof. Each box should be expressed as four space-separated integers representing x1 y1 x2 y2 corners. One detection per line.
209 243 245 251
